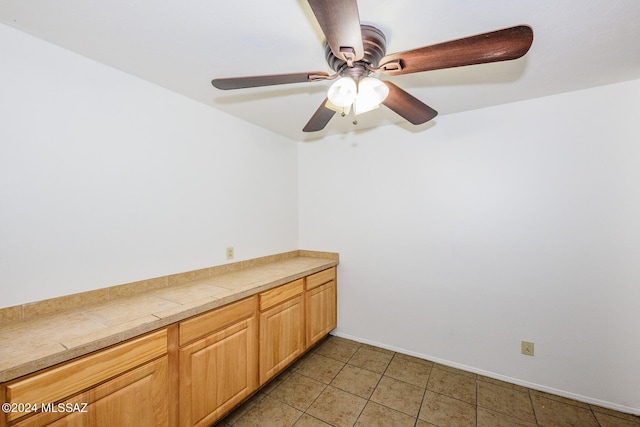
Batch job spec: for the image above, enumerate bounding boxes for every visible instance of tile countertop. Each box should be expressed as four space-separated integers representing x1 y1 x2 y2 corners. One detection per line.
0 254 338 383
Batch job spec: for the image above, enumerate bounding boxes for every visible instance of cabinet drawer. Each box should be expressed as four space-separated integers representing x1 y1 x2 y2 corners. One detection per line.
179 296 257 346
259 279 304 312
5 329 167 422
305 267 336 290
12 356 169 427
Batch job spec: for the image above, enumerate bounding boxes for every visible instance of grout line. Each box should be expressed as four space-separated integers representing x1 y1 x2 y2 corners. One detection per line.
528 388 540 426
476 372 479 427
591 407 603 427
414 361 433 427
298 380 329 423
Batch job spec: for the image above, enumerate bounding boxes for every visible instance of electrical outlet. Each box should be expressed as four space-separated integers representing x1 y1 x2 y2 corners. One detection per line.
225 247 234 260
521 341 535 356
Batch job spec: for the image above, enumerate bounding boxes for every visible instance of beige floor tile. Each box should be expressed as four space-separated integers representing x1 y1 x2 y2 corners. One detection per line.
294 353 345 384
313 336 360 362
477 380 536 424
215 340 640 427
218 391 267 424
330 363 382 398
370 376 425 417
531 393 599 427
355 401 417 427
477 375 529 392
293 414 333 426
348 346 394 374
287 351 311 370
385 354 433 388
233 395 302 427
359 343 395 356
306 386 367 427
594 411 640 427
477 407 538 427
427 366 477 405
530 389 591 409
591 406 640 425
261 369 293 395
270 373 327 411
433 363 477 379
392 352 435 367
419 390 476 427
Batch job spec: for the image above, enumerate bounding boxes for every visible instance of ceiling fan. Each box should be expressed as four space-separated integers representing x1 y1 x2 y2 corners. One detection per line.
211 0 533 133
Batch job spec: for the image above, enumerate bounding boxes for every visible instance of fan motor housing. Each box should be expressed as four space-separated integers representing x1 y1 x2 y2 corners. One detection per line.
325 24 387 78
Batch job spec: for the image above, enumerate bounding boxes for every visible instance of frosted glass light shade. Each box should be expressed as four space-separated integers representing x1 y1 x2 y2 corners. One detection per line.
354 77 389 115
327 77 357 107
325 99 351 115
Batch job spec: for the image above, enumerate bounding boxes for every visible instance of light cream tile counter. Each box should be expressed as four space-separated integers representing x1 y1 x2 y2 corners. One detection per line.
0 250 338 383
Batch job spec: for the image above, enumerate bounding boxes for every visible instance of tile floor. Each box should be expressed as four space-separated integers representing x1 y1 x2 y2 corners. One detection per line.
216 336 640 427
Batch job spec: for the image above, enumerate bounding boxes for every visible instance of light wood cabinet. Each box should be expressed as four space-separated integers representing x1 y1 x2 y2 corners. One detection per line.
13 356 169 427
305 267 337 348
178 296 258 427
1 266 337 427
258 279 305 385
3 329 169 427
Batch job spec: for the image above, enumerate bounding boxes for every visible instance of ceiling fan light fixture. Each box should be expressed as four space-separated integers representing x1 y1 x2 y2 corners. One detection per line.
354 77 389 115
327 77 357 107
212 0 534 134
328 76 389 116
325 99 352 115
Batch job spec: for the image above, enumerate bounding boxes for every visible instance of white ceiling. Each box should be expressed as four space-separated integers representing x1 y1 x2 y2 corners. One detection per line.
2 0 640 141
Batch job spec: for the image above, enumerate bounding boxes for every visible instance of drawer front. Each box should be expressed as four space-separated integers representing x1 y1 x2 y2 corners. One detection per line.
12 356 169 427
179 296 257 346
259 279 304 312
5 329 168 422
305 267 336 290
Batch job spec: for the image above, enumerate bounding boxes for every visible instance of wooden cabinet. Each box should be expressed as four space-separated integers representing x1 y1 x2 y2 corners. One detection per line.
305 267 337 348
3 329 169 427
178 296 258 427
1 266 337 427
13 357 169 427
258 279 304 385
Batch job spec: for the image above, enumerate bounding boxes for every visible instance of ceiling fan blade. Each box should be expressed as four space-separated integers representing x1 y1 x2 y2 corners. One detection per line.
303 98 336 132
212 71 329 90
308 0 364 64
379 25 533 76
381 81 438 125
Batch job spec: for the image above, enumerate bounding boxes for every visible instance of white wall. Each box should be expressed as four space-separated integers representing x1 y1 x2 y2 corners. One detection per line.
299 79 640 414
0 24 298 307
3 19 640 415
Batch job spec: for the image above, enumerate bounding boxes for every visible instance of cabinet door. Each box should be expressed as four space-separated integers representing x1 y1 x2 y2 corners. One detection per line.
259 295 304 385
5 330 167 424
179 315 257 427
14 356 169 427
306 279 337 347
